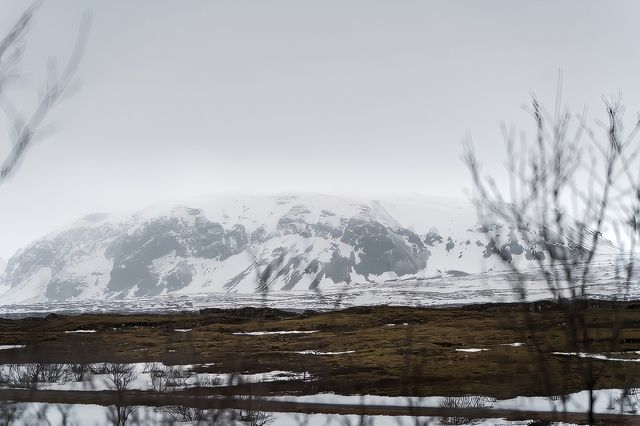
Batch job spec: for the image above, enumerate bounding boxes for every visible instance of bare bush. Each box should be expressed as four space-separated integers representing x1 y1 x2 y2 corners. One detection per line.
66 362 92 382
105 363 137 392
106 403 137 426
103 363 138 425
191 373 222 388
143 362 189 392
236 408 274 426
438 396 494 425
90 362 111 375
160 405 233 424
0 363 67 389
464 91 640 423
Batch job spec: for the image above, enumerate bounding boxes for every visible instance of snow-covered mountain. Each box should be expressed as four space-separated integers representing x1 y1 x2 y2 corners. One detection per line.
0 194 578 305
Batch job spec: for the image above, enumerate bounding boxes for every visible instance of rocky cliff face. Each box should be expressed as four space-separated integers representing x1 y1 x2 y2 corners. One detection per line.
0 194 584 304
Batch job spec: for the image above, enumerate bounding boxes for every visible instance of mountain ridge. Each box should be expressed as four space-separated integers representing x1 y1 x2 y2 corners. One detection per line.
0 193 580 305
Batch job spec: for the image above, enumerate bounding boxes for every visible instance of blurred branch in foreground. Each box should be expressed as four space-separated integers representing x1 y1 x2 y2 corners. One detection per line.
464 91 640 424
0 1 91 185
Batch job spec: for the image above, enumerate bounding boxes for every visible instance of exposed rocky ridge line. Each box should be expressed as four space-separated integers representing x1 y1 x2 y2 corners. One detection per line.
0 194 591 304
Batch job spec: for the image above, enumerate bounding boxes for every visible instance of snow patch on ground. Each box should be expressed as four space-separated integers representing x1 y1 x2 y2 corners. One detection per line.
553 352 640 362
0 345 25 350
233 330 319 336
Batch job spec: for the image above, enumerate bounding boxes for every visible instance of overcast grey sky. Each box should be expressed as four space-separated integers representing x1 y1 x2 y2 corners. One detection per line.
0 0 639 257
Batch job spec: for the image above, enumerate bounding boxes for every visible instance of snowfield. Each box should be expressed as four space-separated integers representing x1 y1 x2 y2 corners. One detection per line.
0 262 637 316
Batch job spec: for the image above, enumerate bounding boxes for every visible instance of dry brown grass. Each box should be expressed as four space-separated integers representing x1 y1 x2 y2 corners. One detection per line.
0 301 639 400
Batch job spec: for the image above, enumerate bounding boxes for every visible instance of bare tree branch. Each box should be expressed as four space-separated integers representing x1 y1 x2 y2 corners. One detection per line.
0 3 91 184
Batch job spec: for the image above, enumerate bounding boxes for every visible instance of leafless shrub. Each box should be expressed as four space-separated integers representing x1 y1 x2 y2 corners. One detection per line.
0 363 67 389
105 363 137 392
143 362 190 392
90 362 112 375
106 403 137 426
66 362 92 382
617 388 640 414
236 408 274 426
192 373 222 388
103 363 138 425
438 396 494 425
160 405 236 424
464 88 640 423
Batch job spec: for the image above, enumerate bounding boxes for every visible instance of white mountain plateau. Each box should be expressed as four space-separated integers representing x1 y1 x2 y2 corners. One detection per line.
0 194 593 304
